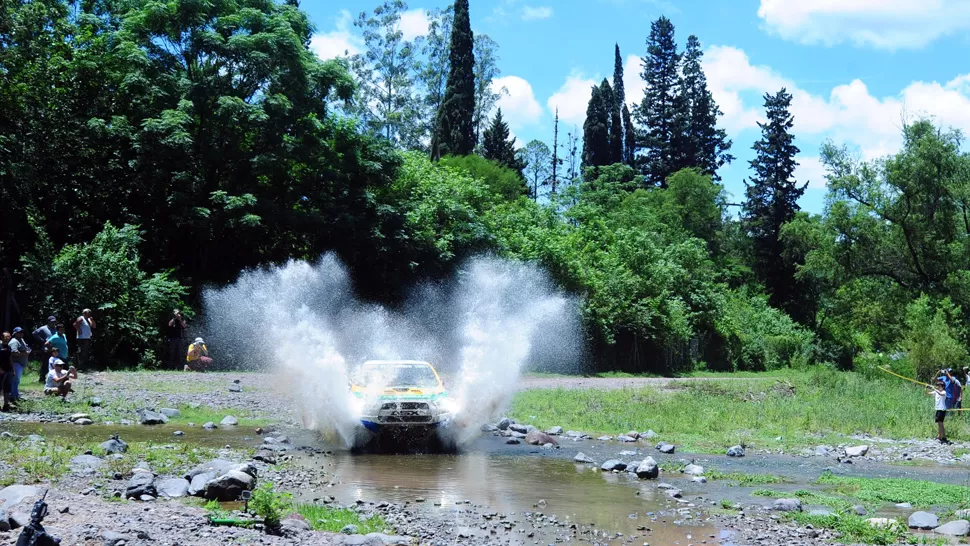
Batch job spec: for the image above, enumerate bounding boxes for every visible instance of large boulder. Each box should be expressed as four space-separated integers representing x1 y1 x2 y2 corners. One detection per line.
845 445 869 458
203 470 255 501
159 408 181 418
773 498 802 512
136 409 169 425
601 460 627 472
909 511 940 530
634 457 659 479
525 430 557 446
935 520 970 536
125 471 156 499
184 459 237 481
188 472 216 497
156 478 190 498
0 485 47 509
100 436 128 455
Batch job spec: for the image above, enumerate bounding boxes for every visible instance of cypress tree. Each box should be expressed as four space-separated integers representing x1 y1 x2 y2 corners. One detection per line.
612 44 626 162
681 35 733 179
633 16 687 187
609 86 623 164
481 108 520 171
622 104 636 167
581 84 610 169
743 88 806 315
432 0 475 158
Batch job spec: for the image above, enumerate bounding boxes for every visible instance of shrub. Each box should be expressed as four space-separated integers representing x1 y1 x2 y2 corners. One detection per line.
250 482 293 531
900 295 967 382
714 288 815 371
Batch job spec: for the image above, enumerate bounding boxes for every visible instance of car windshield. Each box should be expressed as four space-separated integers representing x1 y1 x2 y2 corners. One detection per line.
360 363 439 388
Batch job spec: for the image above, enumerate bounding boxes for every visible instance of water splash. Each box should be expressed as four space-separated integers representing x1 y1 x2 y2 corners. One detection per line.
201 254 581 448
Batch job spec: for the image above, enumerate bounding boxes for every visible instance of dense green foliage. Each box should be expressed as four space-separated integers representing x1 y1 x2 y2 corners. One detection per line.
480 108 522 173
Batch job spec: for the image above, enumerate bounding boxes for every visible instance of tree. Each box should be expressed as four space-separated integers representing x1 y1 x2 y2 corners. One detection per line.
582 82 612 169
473 35 506 144
481 108 521 172
433 0 475 158
566 127 580 182
418 5 454 146
550 108 563 194
622 104 636 167
520 140 552 201
351 0 423 147
743 88 806 316
612 44 626 164
680 35 733 179
634 16 687 187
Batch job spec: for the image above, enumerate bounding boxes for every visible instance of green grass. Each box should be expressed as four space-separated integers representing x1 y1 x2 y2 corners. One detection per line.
509 367 967 451
816 472 970 508
704 469 788 486
295 504 388 534
788 512 904 545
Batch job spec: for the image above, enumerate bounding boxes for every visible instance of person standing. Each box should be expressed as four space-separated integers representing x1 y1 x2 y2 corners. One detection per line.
929 380 950 444
32 316 57 383
74 309 95 369
166 309 187 369
0 332 12 412
8 327 29 403
46 324 69 368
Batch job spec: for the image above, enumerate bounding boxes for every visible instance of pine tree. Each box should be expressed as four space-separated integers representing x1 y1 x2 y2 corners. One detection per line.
432 0 475 158
612 44 626 164
582 82 611 169
481 108 520 172
743 88 806 315
551 108 562 194
622 104 636 167
681 35 733 179
633 16 687 187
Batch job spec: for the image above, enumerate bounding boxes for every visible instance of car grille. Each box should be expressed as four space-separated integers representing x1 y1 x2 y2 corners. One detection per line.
377 402 433 424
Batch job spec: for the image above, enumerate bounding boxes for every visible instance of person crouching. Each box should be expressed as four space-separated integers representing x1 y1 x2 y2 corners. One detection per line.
44 360 77 400
185 338 211 372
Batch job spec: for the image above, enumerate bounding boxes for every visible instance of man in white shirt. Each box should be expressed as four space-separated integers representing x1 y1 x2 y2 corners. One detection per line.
44 360 77 399
74 309 96 368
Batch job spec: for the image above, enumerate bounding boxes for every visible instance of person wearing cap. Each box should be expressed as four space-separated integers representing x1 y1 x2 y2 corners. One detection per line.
33 316 58 383
8 327 29 402
74 308 96 368
45 324 69 371
44 359 76 399
185 337 211 372
0 332 12 411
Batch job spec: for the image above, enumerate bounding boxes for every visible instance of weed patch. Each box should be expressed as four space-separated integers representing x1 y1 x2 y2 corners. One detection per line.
295 504 388 534
787 512 904 545
816 472 970 508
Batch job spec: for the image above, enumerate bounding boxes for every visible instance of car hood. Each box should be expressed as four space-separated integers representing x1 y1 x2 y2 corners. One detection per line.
351 385 447 399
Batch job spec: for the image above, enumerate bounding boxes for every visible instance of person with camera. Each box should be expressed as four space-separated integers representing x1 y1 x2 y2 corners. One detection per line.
44 359 77 400
167 309 187 369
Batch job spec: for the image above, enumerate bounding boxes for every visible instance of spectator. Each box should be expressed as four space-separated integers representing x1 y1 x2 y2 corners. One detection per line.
185 337 211 372
32 316 57 383
74 309 95 368
0 332 11 412
46 324 69 367
929 380 950 444
8 327 29 403
166 309 187 369
44 360 76 400
940 369 958 410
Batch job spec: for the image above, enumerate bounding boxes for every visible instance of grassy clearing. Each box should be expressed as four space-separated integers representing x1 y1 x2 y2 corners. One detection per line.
509 367 965 451
789 512 904 545
295 504 388 534
816 472 970 508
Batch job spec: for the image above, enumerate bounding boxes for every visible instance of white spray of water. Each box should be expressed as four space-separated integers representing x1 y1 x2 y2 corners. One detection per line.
202 254 581 448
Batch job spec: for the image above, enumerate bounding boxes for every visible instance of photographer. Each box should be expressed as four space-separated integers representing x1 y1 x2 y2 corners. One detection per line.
44 360 77 400
166 309 187 369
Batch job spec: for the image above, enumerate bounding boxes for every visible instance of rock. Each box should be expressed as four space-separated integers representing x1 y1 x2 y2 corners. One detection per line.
100 437 128 454
136 409 169 425
9 512 29 529
69 413 89 422
815 446 831 457
909 511 940 530
0 512 7 532
480 424 497 432
691 476 707 483
89 397 102 407
0 432 10 439
496 418 511 430
524 430 557 446
896 502 913 508
26 435 44 443
845 445 869 458
185 459 237 481
103 530 130 546
202 422 218 430
626 431 641 439
573 452 595 464
934 520 970 536
220 415 239 426
616 435 637 443
509 431 526 439
140 494 155 502
727 445 745 457
342 524 360 534
509 423 534 434
134 461 151 472
597 436 613 441
228 384 242 393
640 430 658 439
281 517 311 532
119 419 132 426
0 485 46 508
203 470 255 501
546 426 563 435
253 450 277 464
665 488 683 498
656 443 675 454
853 505 867 516
564 430 585 438
188 472 215 497
505 438 520 445
156 478 190 498
635 457 659 479
173 431 184 436
683 464 704 475
70 454 104 473
773 498 802 512
541 443 555 449
125 471 156 499
74 418 94 426
159 408 180 418
600 460 627 472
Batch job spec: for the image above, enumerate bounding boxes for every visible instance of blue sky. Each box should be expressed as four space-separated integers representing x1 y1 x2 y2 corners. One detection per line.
306 0 970 214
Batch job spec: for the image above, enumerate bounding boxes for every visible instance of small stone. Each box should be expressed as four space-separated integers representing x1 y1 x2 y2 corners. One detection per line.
89 397 102 407
202 422 218 430
220 415 239 426
546 426 563 435
656 443 675 454
69 413 90 422
853 505 867 516
640 430 658 439
616 435 637 443
727 445 745 457
100 436 128 454
845 445 869 458
281 518 311 532
908 511 939 530
601 460 627 472
159 408 180 418
505 438 520 445
635 457 659 479
691 476 707 483
228 384 242 393
773 498 802 512
574 452 595 464
683 464 704 475
135 409 168 425
173 431 185 436
74 418 94 426
341 524 359 535
119 419 132 426
597 435 613 441
103 530 130 546
496 418 511 430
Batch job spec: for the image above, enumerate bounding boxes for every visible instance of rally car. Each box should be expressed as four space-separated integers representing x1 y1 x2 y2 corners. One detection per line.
349 360 460 451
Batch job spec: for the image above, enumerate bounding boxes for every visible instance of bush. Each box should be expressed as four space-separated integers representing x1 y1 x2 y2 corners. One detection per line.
440 154 528 201
901 295 967 382
19 222 188 367
250 482 293 531
714 288 815 371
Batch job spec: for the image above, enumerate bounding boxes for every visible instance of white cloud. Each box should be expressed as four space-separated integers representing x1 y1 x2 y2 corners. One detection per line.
547 73 597 126
757 0 970 50
310 10 363 60
703 44 970 163
493 76 543 129
399 8 431 41
521 6 554 21
622 55 644 110
794 155 828 189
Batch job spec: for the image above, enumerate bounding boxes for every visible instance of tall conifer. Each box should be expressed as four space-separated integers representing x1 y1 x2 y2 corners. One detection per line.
432 0 475 158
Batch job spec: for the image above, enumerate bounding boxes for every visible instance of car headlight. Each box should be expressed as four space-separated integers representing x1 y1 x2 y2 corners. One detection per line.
437 397 460 415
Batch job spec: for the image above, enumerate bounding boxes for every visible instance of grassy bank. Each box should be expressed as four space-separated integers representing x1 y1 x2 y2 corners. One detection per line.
510 367 965 452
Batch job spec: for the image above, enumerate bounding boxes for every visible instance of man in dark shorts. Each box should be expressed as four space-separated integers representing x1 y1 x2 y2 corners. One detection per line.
930 380 949 444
